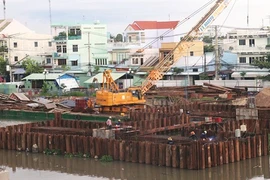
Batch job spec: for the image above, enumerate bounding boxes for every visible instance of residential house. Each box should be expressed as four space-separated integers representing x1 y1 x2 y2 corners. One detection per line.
222 28 270 79
0 19 55 81
22 73 79 94
107 21 179 67
52 21 108 72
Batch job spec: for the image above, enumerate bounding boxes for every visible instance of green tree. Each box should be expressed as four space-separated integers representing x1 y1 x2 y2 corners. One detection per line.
204 45 215 52
240 71 246 80
93 66 100 75
115 34 123 42
0 57 7 76
252 54 270 69
202 36 213 44
22 58 43 75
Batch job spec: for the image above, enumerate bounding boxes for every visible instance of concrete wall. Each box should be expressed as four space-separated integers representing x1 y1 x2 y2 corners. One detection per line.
0 171 9 180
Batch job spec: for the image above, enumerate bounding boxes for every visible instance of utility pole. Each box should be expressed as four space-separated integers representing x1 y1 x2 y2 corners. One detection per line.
48 0 52 35
3 0 6 19
84 32 92 76
214 25 220 80
8 37 12 82
204 53 206 73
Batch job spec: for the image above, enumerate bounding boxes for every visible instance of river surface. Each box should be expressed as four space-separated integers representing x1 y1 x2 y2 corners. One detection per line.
0 149 269 180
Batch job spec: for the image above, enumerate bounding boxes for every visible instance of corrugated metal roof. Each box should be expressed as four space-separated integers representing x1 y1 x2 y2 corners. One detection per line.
84 72 126 84
22 73 64 80
10 93 30 101
33 97 53 105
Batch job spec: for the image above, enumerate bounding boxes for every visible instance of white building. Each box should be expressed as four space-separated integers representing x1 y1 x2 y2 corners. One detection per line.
52 21 108 72
108 21 179 66
0 19 54 65
222 28 270 79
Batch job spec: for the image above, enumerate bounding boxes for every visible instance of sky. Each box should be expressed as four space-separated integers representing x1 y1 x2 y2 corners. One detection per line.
3 0 270 36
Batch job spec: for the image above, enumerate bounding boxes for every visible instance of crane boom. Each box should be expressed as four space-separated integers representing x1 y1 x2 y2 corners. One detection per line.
140 0 232 95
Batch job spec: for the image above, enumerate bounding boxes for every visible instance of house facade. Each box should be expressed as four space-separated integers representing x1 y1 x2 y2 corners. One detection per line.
222 29 270 79
108 21 179 67
52 21 108 72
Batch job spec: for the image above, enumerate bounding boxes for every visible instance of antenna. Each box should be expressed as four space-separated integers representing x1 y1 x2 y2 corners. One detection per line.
3 0 6 19
48 0 52 35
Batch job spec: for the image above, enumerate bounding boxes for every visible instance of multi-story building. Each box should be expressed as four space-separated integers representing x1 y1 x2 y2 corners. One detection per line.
222 28 270 79
52 21 108 72
108 21 179 67
0 19 55 81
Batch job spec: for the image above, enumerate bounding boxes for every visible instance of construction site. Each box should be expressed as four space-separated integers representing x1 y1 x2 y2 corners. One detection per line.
1 0 270 173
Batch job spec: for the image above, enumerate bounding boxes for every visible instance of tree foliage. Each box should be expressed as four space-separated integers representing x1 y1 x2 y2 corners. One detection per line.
252 54 270 69
204 45 215 52
0 56 7 76
202 36 213 44
115 34 123 42
22 58 43 75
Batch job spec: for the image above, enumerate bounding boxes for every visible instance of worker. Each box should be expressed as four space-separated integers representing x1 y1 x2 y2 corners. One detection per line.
200 131 207 141
116 119 121 128
189 131 198 141
167 137 174 145
106 116 112 129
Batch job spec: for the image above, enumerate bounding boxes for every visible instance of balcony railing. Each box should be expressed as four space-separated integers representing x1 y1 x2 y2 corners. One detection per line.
68 35 81 40
54 35 81 41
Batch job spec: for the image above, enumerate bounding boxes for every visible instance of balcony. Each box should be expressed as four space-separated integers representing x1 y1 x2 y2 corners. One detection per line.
68 35 81 40
53 35 81 41
54 36 67 41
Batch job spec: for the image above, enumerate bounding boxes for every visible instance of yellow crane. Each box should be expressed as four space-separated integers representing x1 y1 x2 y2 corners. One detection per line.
95 0 233 112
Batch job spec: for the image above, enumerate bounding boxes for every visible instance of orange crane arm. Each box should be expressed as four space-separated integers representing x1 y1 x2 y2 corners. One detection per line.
140 0 232 95
102 69 119 92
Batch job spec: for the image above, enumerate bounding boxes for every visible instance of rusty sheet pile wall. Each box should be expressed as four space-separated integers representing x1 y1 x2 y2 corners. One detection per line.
0 112 269 170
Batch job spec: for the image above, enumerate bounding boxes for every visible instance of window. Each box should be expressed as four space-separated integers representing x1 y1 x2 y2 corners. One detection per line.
57 45 62 53
72 45 78 52
46 58 51 64
190 51 194 56
239 39 246 46
163 52 173 61
13 42 17 48
63 45 67 53
69 29 75 35
48 42 52 47
58 59 66 65
34 42 38 47
76 29 81 35
249 39 255 47
132 58 139 64
249 57 255 64
239 57 246 63
95 58 107 65
71 60 78 66
14 56 18 62
193 68 198 72
267 38 270 45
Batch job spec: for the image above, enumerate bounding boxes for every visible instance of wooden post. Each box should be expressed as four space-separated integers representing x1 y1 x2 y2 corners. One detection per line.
37 133 43 153
119 140 125 161
26 133 32 152
200 143 205 169
257 135 262 157
165 145 172 167
145 142 151 164
247 137 251 159
179 145 184 169
229 140 234 163
59 135 65 154
65 135 71 154
151 143 158 166
158 144 166 166
234 139 240 162
139 141 145 164
172 145 179 168
114 140 120 160
206 144 211 168
132 141 138 163
43 134 48 151
89 137 95 158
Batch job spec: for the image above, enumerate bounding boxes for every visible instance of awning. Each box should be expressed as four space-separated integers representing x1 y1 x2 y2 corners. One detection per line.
13 68 25 74
84 72 126 84
231 72 270 78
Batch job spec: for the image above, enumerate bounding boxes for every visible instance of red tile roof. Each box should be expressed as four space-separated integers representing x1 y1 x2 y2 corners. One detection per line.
127 21 179 30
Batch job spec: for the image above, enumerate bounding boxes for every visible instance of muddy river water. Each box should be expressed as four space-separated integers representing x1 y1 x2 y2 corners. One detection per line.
0 149 269 180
